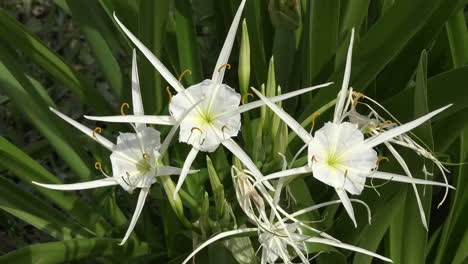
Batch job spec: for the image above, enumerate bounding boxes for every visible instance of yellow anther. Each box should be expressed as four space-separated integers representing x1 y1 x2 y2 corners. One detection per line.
344 169 349 177
311 155 318 162
241 93 254 104
94 162 102 170
178 69 192 81
376 156 390 166
125 172 137 187
191 127 202 133
143 153 151 160
352 92 365 108
120 102 130 115
93 127 102 138
311 112 321 129
166 86 173 103
221 125 230 139
379 120 393 133
217 64 231 72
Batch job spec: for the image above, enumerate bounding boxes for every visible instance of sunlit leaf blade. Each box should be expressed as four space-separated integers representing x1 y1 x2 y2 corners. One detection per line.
0 8 113 114
66 0 127 98
0 177 92 240
0 238 151 263
0 136 110 235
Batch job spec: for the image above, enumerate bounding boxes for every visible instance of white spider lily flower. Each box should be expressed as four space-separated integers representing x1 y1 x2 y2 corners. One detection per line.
252 28 454 227
83 0 333 199
180 208 392 264
33 50 194 245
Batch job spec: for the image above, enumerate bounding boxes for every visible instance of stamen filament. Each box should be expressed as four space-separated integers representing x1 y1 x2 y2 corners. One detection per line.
311 112 321 130
94 162 102 170
93 127 102 138
178 69 192 81
166 86 173 103
379 120 393 132
120 102 130 115
241 93 254 104
217 64 231 72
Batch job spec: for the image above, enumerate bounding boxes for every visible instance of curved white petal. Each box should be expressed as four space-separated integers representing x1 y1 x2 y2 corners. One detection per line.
84 115 176 125
119 187 150 245
157 166 198 176
113 13 184 93
305 237 392 263
50 107 114 151
251 88 312 143
288 199 371 222
385 142 427 230
131 49 144 116
182 228 258 264
334 28 355 123
32 178 118 190
211 0 247 84
131 49 145 133
173 147 199 200
368 171 455 189
254 165 311 186
336 188 357 227
222 138 274 191
221 82 333 118
363 105 452 149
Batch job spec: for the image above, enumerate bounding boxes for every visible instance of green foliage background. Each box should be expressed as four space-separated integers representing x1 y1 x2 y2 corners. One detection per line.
0 0 467 263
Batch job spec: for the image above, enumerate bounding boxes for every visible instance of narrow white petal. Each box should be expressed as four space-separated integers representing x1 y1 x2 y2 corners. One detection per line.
119 187 150 245
368 171 455 189
336 188 357 227
211 0 247 84
222 138 274 191
253 166 311 186
32 178 118 191
113 13 184 93
173 147 199 200
84 115 176 125
182 228 258 264
251 88 312 143
131 49 144 116
223 82 333 117
131 49 145 132
157 166 198 176
288 199 371 221
364 105 452 149
305 237 393 263
385 142 427 230
334 28 355 123
50 107 114 151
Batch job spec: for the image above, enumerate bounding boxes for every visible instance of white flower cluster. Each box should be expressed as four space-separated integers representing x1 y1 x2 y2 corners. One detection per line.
33 0 454 262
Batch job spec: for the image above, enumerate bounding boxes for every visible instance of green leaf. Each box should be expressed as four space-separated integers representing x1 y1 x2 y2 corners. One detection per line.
0 238 151 263
396 50 433 264
304 0 340 87
0 46 95 182
434 128 468 263
0 8 113 114
301 0 441 120
67 0 128 98
137 0 170 114
445 10 468 68
0 136 110 235
0 177 91 240
175 0 204 85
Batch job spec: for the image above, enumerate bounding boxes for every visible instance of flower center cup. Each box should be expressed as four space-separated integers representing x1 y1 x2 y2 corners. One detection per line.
169 79 241 152
308 122 378 195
